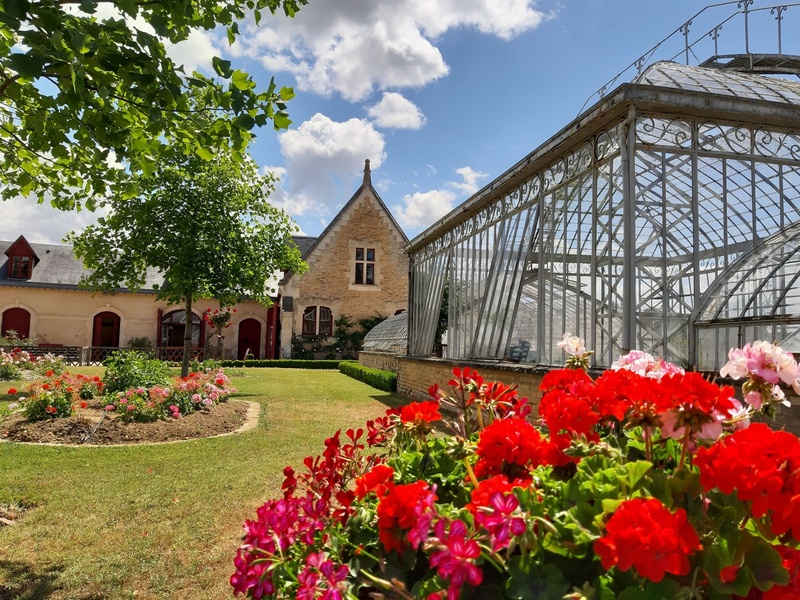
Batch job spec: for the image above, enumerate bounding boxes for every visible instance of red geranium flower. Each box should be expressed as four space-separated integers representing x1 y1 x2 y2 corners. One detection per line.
355 464 395 500
376 481 436 554
400 400 442 425
467 475 516 517
7 388 17 395
474 417 550 482
594 497 701 582
695 423 800 540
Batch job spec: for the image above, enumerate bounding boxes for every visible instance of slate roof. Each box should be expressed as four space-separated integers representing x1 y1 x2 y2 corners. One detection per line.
292 235 318 259
0 235 316 293
0 239 163 291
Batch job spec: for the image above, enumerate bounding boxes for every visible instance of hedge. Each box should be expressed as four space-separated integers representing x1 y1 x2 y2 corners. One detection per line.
219 359 341 369
338 361 397 392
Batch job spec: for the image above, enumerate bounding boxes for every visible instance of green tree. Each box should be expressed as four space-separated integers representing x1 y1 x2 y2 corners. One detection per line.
67 152 308 376
0 0 306 210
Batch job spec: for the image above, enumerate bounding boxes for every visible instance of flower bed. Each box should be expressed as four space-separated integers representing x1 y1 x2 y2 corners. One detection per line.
231 339 800 599
0 347 66 380
9 369 235 423
3 369 242 445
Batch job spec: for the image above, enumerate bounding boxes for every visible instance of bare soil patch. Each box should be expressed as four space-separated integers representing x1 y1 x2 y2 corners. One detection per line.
0 401 249 445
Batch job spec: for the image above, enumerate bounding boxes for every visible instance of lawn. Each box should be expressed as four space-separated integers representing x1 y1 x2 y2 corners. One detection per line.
0 368 407 599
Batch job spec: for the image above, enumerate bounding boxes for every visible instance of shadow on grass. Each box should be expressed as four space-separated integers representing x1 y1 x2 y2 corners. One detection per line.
369 393 408 411
0 560 105 600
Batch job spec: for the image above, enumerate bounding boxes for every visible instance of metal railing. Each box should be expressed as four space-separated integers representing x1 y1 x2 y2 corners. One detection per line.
2 346 208 366
579 1 800 114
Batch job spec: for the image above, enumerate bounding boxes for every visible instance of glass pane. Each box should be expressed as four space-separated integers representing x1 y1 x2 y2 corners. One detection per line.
303 307 316 335
366 264 374 285
355 263 363 284
366 249 375 261
355 248 364 261
319 307 332 336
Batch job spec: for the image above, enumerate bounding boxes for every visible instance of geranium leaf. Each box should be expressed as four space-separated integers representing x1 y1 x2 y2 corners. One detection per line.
506 557 569 600
619 460 652 489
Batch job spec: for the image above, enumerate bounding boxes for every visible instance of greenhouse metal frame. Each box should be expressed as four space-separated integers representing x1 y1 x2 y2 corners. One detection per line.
407 61 800 371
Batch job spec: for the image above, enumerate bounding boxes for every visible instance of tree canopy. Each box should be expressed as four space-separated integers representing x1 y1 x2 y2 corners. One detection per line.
0 0 306 210
67 151 308 374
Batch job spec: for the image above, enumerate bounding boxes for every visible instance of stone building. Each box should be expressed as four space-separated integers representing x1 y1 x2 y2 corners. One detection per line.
278 160 409 357
0 235 279 360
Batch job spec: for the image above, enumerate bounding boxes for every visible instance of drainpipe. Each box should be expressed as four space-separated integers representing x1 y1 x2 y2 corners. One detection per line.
619 106 637 354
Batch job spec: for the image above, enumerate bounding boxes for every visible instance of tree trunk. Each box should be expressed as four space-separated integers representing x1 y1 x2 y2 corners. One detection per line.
181 295 193 377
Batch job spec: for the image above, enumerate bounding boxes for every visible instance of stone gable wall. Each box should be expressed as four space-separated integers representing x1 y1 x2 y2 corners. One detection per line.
280 190 409 356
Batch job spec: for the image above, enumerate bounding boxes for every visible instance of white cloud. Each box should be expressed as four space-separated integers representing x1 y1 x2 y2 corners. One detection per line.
452 166 488 195
394 189 455 230
236 1 549 100
393 166 489 230
0 197 109 245
166 30 222 74
367 93 426 130
267 113 387 219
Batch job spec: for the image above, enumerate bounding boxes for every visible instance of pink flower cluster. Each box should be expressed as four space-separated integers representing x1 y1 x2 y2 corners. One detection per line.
720 341 798 409
611 350 685 381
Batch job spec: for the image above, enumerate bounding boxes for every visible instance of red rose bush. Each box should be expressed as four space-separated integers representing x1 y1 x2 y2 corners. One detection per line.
232 338 800 599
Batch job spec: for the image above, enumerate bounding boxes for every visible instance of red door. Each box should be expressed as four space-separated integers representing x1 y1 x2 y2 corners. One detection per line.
1 308 31 338
92 312 121 347
238 319 262 360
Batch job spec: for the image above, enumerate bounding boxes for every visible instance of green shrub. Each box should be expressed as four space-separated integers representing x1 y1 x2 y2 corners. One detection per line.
21 389 73 421
103 350 171 394
0 362 19 380
127 336 153 349
219 359 341 369
189 357 224 373
338 361 397 392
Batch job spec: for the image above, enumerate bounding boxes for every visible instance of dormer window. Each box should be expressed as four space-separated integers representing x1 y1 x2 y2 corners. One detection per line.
4 235 38 280
10 255 31 279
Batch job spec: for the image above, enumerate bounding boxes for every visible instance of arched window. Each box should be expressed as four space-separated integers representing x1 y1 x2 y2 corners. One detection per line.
1 307 31 339
161 310 200 346
302 306 333 336
302 306 317 336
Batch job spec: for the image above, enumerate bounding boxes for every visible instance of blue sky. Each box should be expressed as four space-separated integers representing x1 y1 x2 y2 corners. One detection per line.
3 0 798 244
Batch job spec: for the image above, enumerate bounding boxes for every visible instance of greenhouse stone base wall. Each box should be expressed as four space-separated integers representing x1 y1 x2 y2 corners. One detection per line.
396 357 547 410
358 351 399 373
393 357 800 436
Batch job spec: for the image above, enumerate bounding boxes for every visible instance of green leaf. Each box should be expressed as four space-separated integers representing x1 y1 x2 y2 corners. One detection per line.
231 70 253 91
8 52 45 78
618 578 684 600
745 538 790 590
619 461 652 489
212 57 233 78
273 113 292 130
194 145 213 160
505 557 570 600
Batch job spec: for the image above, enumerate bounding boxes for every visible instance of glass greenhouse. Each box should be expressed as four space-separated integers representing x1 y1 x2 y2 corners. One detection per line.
407 60 800 370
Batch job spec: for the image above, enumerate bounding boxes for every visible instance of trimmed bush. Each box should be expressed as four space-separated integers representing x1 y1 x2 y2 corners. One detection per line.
219 359 341 369
338 360 397 392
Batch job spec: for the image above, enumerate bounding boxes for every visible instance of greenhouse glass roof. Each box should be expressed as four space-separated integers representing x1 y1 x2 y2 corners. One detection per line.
363 312 408 353
636 61 800 104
